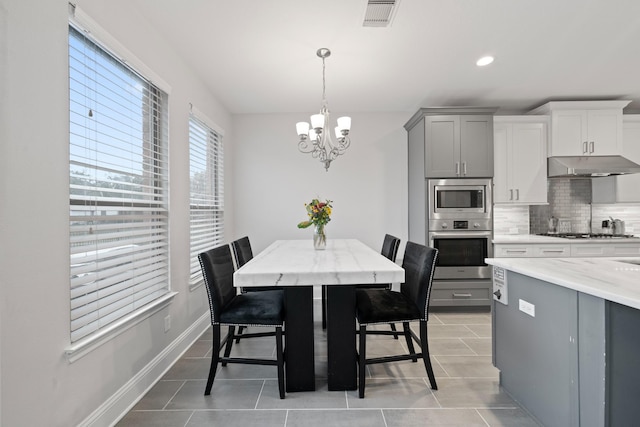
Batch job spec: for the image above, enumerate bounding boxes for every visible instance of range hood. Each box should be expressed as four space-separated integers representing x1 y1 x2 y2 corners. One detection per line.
548 156 640 178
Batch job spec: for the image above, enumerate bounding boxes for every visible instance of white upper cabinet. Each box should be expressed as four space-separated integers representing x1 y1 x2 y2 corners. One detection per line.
529 100 630 157
424 114 494 177
494 117 548 204
592 115 640 203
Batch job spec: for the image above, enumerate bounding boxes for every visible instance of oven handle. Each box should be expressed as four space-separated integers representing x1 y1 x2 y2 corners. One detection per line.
429 231 492 239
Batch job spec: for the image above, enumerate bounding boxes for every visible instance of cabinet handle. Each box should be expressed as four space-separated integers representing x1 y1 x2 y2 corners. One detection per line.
453 293 472 298
590 141 595 153
505 249 527 253
509 189 513 200
542 249 565 253
516 189 519 200
455 162 460 176
463 162 467 175
583 141 588 154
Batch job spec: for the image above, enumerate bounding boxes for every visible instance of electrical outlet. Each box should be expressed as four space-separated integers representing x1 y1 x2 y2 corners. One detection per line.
164 315 171 332
519 299 535 317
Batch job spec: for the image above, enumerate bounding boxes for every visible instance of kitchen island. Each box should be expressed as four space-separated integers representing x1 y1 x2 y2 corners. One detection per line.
486 257 640 427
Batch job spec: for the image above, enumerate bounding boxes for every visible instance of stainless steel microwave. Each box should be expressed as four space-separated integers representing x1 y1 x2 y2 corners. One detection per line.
428 178 492 220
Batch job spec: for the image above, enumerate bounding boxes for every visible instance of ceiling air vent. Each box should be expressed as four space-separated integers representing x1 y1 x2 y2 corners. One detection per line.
363 0 399 27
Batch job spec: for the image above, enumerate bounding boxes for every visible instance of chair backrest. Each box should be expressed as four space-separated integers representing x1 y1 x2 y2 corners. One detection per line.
231 236 254 269
199 245 237 324
400 241 438 320
381 234 400 262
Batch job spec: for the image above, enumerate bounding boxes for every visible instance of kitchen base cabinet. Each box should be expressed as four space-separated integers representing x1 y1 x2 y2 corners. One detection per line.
430 280 491 307
606 301 640 425
493 272 581 426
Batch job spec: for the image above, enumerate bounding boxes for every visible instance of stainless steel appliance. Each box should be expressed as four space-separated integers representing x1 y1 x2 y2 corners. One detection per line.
428 178 492 220
429 219 493 280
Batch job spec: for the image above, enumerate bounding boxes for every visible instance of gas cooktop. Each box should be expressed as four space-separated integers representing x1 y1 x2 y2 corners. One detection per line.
537 233 639 239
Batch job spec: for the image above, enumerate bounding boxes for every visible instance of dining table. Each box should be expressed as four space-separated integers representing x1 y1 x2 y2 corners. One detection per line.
233 238 405 392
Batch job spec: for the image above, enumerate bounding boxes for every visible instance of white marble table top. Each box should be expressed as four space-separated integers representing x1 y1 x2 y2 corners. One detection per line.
486 257 640 310
234 239 405 287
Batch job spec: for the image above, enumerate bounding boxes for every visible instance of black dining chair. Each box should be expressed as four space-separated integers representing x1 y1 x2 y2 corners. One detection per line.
355 241 438 398
231 236 284 343
323 234 401 336
199 244 285 398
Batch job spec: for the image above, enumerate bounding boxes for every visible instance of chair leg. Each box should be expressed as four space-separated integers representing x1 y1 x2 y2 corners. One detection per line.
358 324 367 398
419 320 438 390
403 322 418 362
235 325 245 343
322 285 327 329
389 322 399 339
221 325 235 367
205 324 221 395
275 326 285 399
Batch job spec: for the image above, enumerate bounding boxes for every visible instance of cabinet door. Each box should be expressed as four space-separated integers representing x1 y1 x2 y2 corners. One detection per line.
461 115 493 177
425 115 459 177
587 109 622 155
493 124 511 203
552 110 587 156
512 123 547 204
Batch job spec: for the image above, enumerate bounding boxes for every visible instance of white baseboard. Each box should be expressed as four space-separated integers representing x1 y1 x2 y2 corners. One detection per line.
77 312 211 427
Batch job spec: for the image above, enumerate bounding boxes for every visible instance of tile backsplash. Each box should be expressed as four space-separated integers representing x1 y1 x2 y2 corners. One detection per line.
494 178 640 236
530 178 592 234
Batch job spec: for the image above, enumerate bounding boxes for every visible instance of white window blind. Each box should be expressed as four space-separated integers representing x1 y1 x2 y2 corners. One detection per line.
69 25 170 343
189 114 224 287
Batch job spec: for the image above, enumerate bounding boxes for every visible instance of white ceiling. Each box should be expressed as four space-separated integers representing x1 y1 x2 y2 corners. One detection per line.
131 0 640 115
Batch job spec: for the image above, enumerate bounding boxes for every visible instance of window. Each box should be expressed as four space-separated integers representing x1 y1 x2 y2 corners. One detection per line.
68 25 170 344
189 113 224 288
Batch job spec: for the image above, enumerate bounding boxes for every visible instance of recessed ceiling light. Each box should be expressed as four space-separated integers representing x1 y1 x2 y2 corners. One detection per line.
476 56 494 67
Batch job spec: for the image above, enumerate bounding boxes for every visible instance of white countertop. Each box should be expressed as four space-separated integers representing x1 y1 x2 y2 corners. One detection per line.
493 234 640 244
486 257 640 310
234 239 405 287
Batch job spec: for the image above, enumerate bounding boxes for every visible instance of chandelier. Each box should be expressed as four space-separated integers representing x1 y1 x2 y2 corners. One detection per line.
296 48 351 171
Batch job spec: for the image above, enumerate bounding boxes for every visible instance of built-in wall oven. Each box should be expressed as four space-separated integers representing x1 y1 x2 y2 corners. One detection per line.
428 220 493 280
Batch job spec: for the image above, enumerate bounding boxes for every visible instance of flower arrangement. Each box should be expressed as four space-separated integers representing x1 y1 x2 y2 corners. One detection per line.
297 198 332 229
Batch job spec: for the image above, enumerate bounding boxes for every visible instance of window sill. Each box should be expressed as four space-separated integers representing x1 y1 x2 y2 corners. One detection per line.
65 292 178 363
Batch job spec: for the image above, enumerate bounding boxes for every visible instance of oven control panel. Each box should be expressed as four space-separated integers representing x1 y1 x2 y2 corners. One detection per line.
430 218 491 231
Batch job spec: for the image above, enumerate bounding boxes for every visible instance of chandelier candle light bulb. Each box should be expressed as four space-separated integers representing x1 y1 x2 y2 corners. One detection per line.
296 48 351 171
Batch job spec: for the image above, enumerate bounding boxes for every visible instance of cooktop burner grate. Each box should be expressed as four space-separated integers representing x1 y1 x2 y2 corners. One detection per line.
537 232 639 239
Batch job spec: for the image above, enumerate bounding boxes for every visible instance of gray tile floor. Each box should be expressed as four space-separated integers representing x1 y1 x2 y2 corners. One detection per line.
117 302 541 426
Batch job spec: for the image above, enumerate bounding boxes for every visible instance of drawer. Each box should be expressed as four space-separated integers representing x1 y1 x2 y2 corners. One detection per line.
431 282 491 306
611 245 640 256
571 244 608 257
532 244 570 257
571 244 640 257
494 245 532 257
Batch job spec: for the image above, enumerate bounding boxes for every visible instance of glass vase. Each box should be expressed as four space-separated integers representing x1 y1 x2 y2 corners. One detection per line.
313 224 327 250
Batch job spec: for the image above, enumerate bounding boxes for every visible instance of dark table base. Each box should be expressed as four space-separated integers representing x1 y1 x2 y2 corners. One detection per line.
283 285 357 392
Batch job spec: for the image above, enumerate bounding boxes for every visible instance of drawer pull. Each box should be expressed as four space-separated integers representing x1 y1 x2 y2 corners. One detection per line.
452 293 472 298
506 249 527 253
542 249 565 253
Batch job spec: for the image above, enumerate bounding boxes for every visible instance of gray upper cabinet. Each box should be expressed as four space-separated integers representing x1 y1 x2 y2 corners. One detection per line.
405 108 497 178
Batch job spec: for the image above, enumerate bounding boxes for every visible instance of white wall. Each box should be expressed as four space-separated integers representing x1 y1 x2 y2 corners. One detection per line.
232 112 411 254
0 0 233 425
